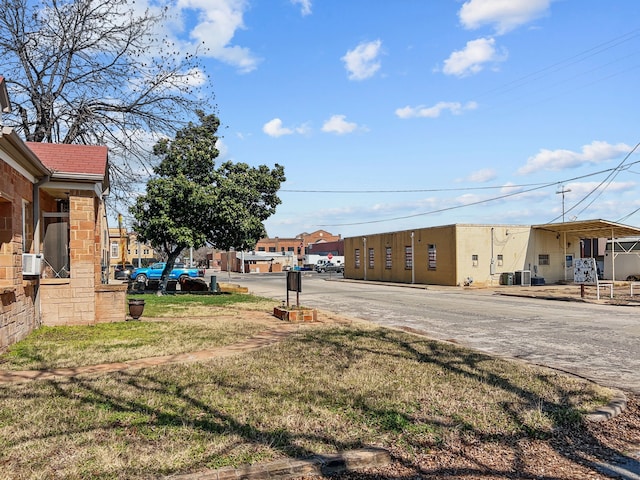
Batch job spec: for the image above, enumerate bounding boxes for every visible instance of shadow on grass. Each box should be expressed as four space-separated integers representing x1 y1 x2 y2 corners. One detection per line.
0 325 637 479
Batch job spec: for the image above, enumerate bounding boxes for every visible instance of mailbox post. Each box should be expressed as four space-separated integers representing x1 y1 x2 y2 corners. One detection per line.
286 271 302 307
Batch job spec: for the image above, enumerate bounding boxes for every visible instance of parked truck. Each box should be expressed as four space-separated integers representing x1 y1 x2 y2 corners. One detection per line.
303 254 345 269
130 262 201 284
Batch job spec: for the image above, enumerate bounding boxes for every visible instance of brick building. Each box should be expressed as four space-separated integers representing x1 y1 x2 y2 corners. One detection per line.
252 230 341 269
254 230 341 255
0 77 126 352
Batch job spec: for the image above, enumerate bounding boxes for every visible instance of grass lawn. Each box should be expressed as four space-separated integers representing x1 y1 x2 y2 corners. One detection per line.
0 294 277 370
0 294 625 479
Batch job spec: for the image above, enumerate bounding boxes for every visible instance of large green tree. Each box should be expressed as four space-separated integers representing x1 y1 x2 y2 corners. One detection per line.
130 111 285 291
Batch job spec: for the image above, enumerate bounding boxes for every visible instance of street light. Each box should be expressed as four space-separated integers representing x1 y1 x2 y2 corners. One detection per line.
556 185 571 222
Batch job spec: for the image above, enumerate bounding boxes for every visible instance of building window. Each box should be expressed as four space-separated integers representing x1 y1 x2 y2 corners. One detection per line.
428 244 436 270
110 241 119 259
281 247 285 252
368 248 374 269
565 254 573 268
143 249 149 255
472 254 478 266
43 212 70 278
354 248 360 268
497 254 503 266
287 246 294 251
539 254 550 266
269 247 276 252
22 200 33 254
258 247 265 252
385 247 392 269
0 200 13 283
405 246 412 269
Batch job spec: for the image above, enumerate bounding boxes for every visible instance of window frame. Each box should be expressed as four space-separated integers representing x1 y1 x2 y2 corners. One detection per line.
404 246 412 270
428 244 436 270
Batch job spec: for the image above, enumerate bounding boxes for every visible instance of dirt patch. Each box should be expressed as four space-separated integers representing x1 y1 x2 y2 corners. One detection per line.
493 283 640 305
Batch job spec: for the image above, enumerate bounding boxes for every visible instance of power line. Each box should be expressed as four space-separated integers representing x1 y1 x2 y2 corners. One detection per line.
316 144 640 228
285 156 640 195
317 181 557 227
476 28 640 101
546 142 640 223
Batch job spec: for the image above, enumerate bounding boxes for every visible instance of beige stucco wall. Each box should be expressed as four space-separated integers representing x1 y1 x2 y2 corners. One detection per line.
525 228 582 283
345 224 584 287
345 225 458 286
455 225 532 286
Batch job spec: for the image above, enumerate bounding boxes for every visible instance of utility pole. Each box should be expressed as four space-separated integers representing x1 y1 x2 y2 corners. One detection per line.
556 185 571 222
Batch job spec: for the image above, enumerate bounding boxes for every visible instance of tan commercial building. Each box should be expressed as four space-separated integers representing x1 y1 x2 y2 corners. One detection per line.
107 228 157 272
344 220 640 287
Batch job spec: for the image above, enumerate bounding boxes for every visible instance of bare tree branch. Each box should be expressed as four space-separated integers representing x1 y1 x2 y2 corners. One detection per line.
0 0 214 204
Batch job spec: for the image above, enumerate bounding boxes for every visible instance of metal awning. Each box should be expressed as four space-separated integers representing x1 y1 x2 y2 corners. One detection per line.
532 219 640 239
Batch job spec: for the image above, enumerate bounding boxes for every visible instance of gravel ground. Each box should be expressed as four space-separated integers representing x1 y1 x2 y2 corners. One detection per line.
293 394 639 480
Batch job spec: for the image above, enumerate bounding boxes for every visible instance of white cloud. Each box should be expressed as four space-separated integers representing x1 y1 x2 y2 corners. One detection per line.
562 181 636 196
172 0 260 73
263 118 293 137
181 68 208 87
321 115 358 135
395 101 478 119
215 138 229 159
518 141 633 174
442 37 507 77
466 168 498 183
262 118 309 137
341 40 383 81
459 0 553 35
291 0 312 16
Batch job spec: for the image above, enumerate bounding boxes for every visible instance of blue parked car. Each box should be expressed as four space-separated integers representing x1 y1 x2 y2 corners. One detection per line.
130 262 201 284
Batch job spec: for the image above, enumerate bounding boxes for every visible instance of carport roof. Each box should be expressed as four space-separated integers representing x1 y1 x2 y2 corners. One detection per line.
532 219 640 239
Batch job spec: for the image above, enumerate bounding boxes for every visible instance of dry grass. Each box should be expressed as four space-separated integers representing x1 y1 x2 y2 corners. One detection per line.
0 294 277 370
0 316 619 480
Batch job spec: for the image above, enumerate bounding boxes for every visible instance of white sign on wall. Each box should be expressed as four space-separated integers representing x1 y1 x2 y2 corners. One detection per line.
574 258 598 285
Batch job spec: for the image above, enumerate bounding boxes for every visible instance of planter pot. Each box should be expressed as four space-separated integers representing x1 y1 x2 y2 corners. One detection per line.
128 299 145 320
273 306 317 323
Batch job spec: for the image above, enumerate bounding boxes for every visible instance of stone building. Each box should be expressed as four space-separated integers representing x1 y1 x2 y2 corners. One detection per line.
0 77 126 352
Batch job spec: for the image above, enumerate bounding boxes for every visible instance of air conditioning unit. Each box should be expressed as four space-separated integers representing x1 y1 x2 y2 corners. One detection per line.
515 270 531 287
22 253 43 276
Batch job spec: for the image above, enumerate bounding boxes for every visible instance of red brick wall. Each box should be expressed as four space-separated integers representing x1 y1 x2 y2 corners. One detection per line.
0 158 39 352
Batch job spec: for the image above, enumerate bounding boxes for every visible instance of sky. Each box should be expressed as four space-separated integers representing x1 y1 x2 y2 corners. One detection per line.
156 0 640 239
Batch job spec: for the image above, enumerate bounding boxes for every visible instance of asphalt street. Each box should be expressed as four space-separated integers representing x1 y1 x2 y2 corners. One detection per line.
226 272 640 394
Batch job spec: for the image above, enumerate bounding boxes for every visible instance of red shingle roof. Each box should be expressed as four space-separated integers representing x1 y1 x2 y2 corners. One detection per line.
26 142 108 177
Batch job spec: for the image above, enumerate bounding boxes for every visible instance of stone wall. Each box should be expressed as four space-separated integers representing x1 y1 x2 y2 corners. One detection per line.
95 284 127 323
40 192 126 326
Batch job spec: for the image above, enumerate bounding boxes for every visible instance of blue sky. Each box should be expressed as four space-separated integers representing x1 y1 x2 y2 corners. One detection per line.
160 0 640 239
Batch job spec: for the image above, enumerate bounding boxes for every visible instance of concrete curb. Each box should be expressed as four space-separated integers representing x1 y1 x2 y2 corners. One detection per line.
585 391 628 423
165 447 391 479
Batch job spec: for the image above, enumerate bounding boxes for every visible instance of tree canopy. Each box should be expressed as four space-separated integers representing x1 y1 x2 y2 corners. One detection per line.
0 0 212 200
130 111 286 289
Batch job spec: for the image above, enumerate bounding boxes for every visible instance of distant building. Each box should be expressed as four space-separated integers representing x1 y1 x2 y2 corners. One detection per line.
107 228 157 274
344 220 640 287
242 230 344 271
